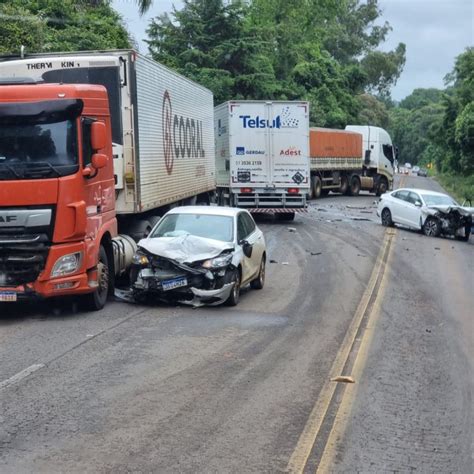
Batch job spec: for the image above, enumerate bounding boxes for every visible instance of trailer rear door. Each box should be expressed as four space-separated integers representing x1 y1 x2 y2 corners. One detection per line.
228 101 309 190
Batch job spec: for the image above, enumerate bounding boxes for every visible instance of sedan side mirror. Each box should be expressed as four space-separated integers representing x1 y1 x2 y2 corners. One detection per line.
240 240 253 258
415 200 422 207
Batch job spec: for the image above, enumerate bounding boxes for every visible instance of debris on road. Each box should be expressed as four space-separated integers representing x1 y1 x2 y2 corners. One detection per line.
434 247 441 250
287 227 297 232
270 259 278 264
331 375 355 383
281 262 289 265
114 288 136 303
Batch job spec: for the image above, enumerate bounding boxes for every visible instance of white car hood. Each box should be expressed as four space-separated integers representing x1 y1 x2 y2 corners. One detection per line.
423 205 474 217
138 234 234 263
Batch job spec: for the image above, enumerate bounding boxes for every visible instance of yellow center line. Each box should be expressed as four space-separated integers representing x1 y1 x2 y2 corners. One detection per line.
286 228 396 473
315 231 397 473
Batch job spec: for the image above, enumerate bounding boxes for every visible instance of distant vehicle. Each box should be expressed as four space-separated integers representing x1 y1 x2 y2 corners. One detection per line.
377 188 473 241
130 206 267 306
418 168 428 177
412 166 420 174
308 126 395 198
404 163 412 169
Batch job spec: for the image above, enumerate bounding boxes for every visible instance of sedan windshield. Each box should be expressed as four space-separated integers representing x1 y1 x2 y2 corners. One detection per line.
421 194 458 206
151 214 234 242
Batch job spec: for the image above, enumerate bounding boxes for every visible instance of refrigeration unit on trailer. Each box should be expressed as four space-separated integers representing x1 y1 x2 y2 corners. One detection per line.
215 100 310 220
0 50 216 237
309 125 395 199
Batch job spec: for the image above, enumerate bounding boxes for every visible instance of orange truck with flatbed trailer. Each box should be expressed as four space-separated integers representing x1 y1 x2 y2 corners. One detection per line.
309 126 396 199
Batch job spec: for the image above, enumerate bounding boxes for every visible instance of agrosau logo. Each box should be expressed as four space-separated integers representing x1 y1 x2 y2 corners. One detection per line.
162 90 205 175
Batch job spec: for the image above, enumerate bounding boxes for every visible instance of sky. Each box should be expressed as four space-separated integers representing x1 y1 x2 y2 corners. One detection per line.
112 0 474 101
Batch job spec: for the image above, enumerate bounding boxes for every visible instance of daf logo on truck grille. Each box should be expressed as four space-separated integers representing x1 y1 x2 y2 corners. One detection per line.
0 215 17 223
162 90 205 175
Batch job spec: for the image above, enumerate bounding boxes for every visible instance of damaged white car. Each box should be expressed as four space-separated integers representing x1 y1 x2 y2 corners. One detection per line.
377 188 473 241
130 206 266 306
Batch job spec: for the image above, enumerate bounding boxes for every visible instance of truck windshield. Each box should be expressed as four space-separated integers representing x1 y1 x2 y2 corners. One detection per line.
0 100 80 180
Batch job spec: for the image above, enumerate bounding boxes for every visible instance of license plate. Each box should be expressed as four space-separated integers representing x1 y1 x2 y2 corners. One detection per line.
161 277 188 291
0 291 17 302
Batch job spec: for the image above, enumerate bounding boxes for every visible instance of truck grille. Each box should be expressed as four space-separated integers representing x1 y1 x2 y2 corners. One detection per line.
0 240 49 287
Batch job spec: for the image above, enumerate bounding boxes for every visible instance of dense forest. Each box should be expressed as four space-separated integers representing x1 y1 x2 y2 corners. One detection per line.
0 0 472 183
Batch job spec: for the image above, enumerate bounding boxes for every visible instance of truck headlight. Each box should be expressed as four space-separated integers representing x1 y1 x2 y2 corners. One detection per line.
132 252 150 266
202 253 233 269
51 252 82 278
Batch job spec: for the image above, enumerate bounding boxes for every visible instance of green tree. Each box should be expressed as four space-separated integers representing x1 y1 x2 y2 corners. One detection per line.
147 0 278 104
0 0 131 55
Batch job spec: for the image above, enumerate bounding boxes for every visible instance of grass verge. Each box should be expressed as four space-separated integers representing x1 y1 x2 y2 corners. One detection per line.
433 173 474 204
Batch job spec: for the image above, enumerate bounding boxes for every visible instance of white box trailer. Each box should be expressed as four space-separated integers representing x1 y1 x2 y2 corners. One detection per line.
215 100 310 219
0 50 215 227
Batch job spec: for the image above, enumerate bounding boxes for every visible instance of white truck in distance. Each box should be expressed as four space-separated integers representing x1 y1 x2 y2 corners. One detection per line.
309 125 396 198
0 50 216 239
215 100 310 220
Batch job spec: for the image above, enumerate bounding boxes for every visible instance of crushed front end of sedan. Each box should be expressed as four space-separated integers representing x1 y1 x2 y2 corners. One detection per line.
130 234 238 307
421 205 473 240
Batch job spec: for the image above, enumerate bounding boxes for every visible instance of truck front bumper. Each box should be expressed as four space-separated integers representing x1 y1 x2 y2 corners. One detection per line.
0 242 97 301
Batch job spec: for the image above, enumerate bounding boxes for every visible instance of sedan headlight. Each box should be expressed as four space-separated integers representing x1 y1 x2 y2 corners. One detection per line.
132 252 150 266
51 252 82 278
202 253 233 269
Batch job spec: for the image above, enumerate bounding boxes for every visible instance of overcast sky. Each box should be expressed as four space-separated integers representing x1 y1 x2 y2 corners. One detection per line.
112 0 473 101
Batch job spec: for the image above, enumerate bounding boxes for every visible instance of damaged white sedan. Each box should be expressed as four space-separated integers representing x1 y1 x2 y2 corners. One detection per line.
377 188 473 241
130 207 266 306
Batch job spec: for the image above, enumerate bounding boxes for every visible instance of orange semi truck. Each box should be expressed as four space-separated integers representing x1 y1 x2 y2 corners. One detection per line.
0 83 127 309
0 51 215 310
309 126 396 198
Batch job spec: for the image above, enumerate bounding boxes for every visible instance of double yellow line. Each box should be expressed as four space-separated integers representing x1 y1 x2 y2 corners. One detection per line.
287 228 398 473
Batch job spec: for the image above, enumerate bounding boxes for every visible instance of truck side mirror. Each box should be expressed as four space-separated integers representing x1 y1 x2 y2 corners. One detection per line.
364 149 371 165
91 153 108 170
91 121 107 151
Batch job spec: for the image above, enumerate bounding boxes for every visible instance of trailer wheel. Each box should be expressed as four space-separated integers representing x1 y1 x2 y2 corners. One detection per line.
82 245 109 311
277 212 295 221
349 176 361 196
312 176 322 199
339 175 349 195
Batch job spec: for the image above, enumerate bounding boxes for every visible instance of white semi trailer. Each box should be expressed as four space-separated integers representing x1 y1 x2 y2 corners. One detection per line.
215 100 310 221
0 50 216 238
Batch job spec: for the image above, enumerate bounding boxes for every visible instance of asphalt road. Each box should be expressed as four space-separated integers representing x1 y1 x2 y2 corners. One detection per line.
0 174 472 473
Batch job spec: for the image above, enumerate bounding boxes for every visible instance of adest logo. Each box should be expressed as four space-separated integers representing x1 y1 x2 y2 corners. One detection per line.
162 90 205 175
280 148 301 156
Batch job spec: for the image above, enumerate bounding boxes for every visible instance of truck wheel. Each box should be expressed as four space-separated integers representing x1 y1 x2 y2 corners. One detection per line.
250 257 265 290
349 176 361 196
423 217 441 237
225 269 241 306
82 245 109 311
376 178 388 196
312 176 322 199
339 176 349 195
